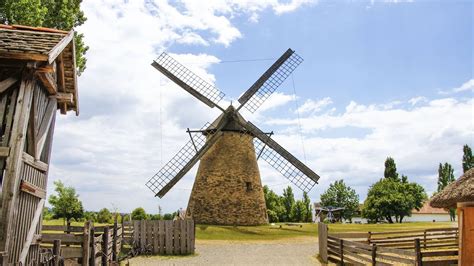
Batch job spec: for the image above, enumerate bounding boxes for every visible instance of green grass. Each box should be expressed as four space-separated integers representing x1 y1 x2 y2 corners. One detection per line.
42 219 110 226
194 222 456 241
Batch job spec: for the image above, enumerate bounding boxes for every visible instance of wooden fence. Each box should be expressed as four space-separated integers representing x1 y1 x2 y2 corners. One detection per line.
39 220 122 265
123 220 195 255
318 223 459 265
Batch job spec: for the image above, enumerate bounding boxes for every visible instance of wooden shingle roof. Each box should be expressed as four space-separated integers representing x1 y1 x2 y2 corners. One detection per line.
0 24 78 114
430 168 474 208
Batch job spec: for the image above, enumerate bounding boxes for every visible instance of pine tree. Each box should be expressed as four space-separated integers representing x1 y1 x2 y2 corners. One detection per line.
282 186 296 222
462 145 474 172
437 162 456 221
384 157 399 181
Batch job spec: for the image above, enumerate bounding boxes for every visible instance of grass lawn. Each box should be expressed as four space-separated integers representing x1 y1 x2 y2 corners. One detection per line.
195 221 456 241
42 219 110 227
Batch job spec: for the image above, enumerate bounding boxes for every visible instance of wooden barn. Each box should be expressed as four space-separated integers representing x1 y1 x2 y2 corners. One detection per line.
0 25 79 264
430 168 474 265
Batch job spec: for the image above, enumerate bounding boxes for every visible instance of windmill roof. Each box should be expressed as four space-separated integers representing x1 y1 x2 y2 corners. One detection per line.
412 201 448 214
430 168 474 208
206 106 249 133
0 24 79 114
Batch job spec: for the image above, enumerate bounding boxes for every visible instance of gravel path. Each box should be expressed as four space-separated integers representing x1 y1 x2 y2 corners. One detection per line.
124 237 321 265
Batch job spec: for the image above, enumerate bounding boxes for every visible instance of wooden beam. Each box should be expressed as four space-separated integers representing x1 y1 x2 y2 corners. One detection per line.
36 72 57 95
36 98 56 160
51 92 73 104
0 147 10 157
35 64 55 73
27 94 38 158
22 152 48 172
20 180 46 199
0 77 18 94
48 30 74 64
0 52 48 62
18 199 45 264
71 37 79 116
56 54 65 92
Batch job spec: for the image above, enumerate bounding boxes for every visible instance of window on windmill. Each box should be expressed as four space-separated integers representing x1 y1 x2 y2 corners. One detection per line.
245 182 252 192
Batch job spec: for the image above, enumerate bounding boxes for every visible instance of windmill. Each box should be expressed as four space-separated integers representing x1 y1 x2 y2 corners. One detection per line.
315 206 345 223
146 48 320 225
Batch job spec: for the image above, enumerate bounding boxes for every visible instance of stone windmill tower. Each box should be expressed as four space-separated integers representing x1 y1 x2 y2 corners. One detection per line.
146 49 320 225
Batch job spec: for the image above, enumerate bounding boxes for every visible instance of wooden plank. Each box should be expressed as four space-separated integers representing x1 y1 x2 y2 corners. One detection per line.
180 219 186 254
423 259 459 266
133 220 139 246
0 77 18 93
0 147 10 157
153 221 159 254
102 226 109 266
35 98 56 159
19 179 46 199
36 72 57 94
190 220 195 253
377 246 416 256
22 152 48 172
422 249 458 257
329 232 369 239
343 245 372 256
89 226 96 266
56 54 65 92
52 239 61 266
159 220 165 254
146 220 153 249
140 220 146 250
41 233 84 244
165 220 173 255
343 249 372 263
0 51 48 62
48 30 75 64
18 198 45 264
62 246 83 259
376 252 415 264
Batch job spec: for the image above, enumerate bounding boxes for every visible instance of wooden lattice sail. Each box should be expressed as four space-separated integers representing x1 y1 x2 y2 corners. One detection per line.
146 49 320 225
0 25 79 264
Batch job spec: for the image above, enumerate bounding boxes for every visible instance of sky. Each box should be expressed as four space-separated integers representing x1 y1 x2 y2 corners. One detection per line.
47 0 473 214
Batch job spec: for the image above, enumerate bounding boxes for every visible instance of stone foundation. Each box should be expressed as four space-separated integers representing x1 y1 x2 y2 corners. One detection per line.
186 131 268 225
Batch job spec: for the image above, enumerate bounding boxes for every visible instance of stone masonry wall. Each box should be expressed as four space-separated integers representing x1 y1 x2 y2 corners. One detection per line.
186 131 268 225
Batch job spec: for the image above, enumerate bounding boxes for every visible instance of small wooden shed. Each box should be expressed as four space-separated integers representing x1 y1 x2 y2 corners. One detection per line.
0 24 79 264
430 168 474 265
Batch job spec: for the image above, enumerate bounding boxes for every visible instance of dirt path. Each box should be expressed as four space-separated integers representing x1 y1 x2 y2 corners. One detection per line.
124 237 321 265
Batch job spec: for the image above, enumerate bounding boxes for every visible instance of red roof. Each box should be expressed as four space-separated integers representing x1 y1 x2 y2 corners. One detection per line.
413 201 448 214
0 24 68 34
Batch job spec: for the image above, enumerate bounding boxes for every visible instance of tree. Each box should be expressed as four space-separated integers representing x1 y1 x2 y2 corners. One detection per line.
97 208 113 224
437 163 456 221
384 157 399 181
48 180 84 223
463 145 474 172
320 180 359 222
293 200 306 222
362 177 427 223
302 192 312 222
84 211 97 222
0 0 88 74
282 186 296 222
263 185 286 222
131 207 147 220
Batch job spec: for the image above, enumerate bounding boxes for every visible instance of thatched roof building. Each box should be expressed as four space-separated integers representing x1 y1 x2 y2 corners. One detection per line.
430 168 474 208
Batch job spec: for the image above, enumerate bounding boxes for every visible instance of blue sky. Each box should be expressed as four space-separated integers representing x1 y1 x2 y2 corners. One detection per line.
47 0 473 214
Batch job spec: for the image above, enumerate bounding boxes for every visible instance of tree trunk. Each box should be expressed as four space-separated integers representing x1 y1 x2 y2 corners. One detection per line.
400 216 404 223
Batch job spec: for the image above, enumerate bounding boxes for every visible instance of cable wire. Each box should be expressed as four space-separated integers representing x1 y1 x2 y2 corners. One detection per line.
291 74 307 164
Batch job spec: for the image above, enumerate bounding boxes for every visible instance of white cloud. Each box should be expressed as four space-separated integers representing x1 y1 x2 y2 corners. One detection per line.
408 96 427 106
296 97 332 114
438 79 474 95
264 94 473 200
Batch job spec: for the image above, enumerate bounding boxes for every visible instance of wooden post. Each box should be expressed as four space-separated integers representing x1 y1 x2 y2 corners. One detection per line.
112 217 118 262
90 226 96 266
102 226 109 266
371 244 377 266
368 231 372 244
82 221 91 266
66 220 71 234
339 239 344 265
318 223 328 263
424 230 428 249
52 239 61 266
415 238 422 266
0 251 8 265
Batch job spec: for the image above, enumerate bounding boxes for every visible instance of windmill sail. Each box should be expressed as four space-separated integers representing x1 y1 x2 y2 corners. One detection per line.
146 113 231 198
152 52 225 109
237 49 303 113
241 121 319 192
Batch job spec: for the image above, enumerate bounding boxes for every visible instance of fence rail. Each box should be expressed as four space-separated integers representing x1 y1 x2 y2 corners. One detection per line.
39 220 122 265
318 223 459 265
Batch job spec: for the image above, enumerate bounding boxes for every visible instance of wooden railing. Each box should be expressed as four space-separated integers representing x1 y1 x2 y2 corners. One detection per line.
318 223 459 265
39 220 122 265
